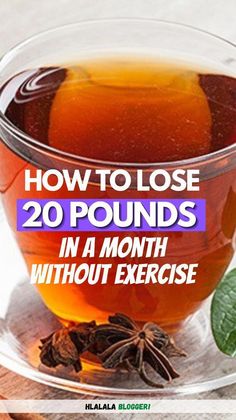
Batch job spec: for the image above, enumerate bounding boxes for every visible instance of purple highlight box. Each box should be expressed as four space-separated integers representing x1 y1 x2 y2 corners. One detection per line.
17 198 206 232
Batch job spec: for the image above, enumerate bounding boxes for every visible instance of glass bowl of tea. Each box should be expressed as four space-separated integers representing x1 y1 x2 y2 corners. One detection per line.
0 19 235 395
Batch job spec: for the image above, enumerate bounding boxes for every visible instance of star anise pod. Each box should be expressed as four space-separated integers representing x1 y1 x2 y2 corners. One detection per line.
90 313 186 387
39 321 96 372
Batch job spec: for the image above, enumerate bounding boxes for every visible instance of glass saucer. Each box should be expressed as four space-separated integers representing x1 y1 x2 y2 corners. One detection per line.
0 203 236 397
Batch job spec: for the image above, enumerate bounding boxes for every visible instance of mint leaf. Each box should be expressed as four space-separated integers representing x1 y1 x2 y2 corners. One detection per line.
211 268 236 356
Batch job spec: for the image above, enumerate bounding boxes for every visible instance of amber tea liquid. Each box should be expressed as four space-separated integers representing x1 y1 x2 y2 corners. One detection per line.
0 57 236 328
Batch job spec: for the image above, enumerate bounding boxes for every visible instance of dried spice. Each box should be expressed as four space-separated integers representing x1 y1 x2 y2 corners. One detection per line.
39 321 96 372
90 313 186 387
39 313 186 388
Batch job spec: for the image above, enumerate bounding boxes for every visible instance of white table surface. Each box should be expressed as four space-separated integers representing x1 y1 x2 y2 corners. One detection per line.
0 1 236 419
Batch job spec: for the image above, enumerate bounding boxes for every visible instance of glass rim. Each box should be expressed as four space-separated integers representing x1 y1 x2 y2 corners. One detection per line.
0 17 236 169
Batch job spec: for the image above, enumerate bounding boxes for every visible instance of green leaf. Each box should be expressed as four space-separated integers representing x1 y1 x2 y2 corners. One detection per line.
211 268 236 357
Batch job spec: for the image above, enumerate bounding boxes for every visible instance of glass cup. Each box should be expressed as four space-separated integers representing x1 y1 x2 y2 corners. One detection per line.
0 19 235 330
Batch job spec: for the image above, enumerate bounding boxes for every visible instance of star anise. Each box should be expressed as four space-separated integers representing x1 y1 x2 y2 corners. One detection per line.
39 321 96 372
90 313 186 387
39 313 186 388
